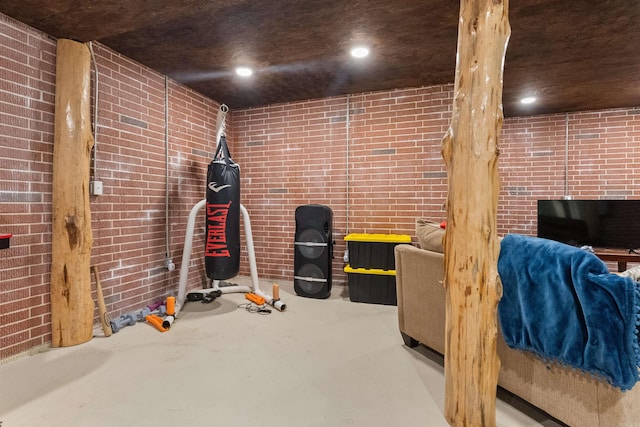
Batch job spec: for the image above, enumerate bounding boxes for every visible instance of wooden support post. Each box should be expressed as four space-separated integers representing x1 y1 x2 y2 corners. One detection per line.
51 39 94 347
441 1 510 426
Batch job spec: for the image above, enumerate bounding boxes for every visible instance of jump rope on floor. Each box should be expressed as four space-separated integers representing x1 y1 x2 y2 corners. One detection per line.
237 302 272 315
191 282 282 315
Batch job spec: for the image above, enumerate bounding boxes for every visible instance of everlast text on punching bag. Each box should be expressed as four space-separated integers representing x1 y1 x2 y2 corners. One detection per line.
205 135 240 280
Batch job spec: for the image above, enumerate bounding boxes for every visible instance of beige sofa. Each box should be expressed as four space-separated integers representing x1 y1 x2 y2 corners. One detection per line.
395 230 640 427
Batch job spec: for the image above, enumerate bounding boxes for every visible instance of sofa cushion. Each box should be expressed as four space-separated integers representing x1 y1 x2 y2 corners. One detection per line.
619 264 640 281
416 219 444 253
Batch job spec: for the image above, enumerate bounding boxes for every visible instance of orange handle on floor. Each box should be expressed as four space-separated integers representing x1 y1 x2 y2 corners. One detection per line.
146 314 168 332
166 296 175 316
245 293 265 305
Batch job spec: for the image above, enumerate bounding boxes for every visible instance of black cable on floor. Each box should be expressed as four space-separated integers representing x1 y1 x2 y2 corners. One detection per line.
237 302 271 315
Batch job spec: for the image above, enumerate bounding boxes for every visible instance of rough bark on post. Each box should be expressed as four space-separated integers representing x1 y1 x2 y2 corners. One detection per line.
441 1 510 426
51 39 94 347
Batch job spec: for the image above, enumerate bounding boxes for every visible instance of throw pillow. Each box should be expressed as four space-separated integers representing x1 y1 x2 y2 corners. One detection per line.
416 218 445 253
618 264 640 281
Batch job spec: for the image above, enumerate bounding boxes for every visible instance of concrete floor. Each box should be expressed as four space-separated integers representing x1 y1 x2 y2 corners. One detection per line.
0 277 564 427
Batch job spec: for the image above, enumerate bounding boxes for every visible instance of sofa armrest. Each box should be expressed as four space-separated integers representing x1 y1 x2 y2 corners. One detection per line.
394 244 446 354
394 244 640 427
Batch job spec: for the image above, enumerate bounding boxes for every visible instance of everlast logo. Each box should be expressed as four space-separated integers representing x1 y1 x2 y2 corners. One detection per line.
205 201 231 257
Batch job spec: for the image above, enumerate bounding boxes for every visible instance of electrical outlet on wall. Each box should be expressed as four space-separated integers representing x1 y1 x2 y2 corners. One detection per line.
90 181 103 196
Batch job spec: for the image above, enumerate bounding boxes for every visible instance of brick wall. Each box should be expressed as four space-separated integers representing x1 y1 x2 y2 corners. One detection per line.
232 86 454 282
1 14 57 360
2 12 640 362
0 14 220 361
499 111 640 235
233 92 640 285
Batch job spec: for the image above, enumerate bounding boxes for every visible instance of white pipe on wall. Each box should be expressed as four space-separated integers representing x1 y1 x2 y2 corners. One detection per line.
343 95 351 263
564 113 570 199
345 94 350 234
164 76 174 265
88 41 99 180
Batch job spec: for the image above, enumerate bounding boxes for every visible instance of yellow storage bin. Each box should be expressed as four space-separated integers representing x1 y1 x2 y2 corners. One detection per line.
344 233 411 270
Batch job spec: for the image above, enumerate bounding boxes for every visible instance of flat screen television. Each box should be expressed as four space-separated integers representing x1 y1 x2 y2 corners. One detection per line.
537 199 640 250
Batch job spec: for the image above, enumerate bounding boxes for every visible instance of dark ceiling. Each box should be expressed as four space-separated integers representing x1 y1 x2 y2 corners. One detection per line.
2 1 639 116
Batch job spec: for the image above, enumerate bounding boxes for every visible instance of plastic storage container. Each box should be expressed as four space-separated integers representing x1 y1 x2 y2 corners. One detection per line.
344 233 411 270
344 265 397 305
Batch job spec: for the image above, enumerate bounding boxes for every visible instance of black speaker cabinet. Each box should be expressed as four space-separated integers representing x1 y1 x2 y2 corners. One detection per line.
294 204 333 299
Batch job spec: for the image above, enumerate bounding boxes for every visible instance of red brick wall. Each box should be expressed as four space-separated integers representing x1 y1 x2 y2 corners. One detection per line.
232 86 454 282
499 111 640 235
1 14 57 360
233 93 640 284
0 14 220 360
2 12 640 361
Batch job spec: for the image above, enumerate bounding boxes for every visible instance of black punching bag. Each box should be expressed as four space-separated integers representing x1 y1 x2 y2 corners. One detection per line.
205 135 240 280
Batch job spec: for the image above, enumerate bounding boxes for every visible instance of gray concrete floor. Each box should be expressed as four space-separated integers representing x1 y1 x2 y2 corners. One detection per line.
0 277 564 426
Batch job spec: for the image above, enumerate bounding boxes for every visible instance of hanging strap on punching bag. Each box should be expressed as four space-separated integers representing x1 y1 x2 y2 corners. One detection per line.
205 106 240 280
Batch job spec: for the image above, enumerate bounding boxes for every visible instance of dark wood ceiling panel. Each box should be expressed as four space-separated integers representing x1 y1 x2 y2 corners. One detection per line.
1 0 639 116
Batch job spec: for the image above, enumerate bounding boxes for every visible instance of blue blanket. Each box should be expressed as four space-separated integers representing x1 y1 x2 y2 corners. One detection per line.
498 234 640 390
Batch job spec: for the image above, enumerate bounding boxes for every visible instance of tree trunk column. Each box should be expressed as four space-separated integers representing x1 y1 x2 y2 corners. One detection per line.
441 1 510 426
51 39 94 347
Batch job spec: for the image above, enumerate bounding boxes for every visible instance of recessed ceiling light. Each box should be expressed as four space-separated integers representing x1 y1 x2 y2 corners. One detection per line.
520 96 537 104
350 46 370 58
235 66 253 77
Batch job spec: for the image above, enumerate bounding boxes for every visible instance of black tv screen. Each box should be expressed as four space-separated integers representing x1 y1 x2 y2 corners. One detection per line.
537 199 640 250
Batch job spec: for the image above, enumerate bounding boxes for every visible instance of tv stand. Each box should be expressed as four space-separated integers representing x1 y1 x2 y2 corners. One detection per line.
593 248 640 272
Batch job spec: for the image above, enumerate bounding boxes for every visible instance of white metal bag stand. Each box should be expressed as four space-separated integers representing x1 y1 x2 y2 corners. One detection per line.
175 201 285 316
174 104 286 317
